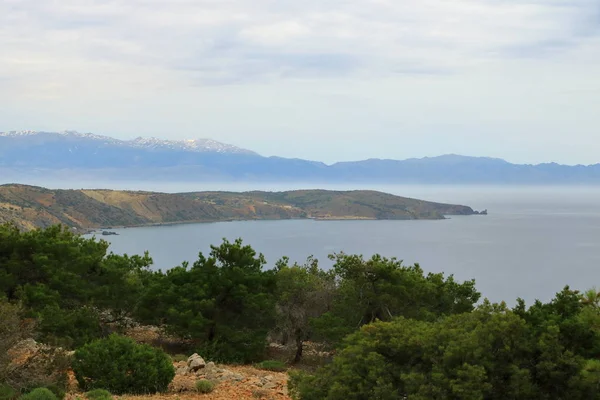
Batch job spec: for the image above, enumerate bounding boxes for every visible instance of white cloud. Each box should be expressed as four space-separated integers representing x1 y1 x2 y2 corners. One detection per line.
0 0 598 163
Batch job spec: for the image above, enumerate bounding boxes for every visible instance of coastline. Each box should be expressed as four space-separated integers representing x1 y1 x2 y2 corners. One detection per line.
82 212 482 234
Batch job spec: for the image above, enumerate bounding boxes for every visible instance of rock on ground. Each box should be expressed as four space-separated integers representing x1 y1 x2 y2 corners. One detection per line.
187 353 206 372
168 361 290 400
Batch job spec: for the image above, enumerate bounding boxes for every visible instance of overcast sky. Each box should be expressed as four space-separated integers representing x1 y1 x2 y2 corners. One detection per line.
1 0 599 164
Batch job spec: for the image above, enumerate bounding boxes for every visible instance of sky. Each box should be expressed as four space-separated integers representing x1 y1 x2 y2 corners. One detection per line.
0 0 599 165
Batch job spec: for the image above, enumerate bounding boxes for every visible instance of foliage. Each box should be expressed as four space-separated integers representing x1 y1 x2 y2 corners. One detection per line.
290 292 600 400
256 360 287 372
136 238 277 363
85 389 113 400
0 224 152 349
72 334 175 394
6 223 600 399
39 385 65 400
311 253 480 345
19 388 57 400
37 306 104 349
274 256 335 362
195 380 215 394
0 384 16 400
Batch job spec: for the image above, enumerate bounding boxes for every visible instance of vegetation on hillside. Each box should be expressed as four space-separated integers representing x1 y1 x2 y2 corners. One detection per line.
73 335 174 394
0 184 478 230
2 222 600 399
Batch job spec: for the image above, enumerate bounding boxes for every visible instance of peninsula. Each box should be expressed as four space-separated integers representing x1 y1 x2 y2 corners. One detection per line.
0 184 483 231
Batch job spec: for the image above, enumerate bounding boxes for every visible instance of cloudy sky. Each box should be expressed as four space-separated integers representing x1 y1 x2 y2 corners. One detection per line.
1 0 599 164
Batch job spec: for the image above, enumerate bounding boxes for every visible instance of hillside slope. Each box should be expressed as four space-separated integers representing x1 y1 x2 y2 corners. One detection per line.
0 184 479 230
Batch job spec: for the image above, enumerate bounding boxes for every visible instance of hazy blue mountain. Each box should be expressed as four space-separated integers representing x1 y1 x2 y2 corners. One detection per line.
1 131 599 184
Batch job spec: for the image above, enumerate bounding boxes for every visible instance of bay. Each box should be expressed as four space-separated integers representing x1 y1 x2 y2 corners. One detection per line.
86 184 600 305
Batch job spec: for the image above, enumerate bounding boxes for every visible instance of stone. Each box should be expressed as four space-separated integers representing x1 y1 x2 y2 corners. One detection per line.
187 353 206 372
205 361 216 370
169 375 196 392
176 366 188 375
231 373 244 382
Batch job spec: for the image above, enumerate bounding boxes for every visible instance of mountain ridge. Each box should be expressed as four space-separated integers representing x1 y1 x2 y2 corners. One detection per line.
0 130 257 155
1 131 600 184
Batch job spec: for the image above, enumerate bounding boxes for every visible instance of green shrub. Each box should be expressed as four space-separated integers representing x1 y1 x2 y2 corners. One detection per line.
73 334 175 395
0 384 16 400
36 385 65 400
195 380 215 394
20 388 57 400
256 360 287 372
85 389 112 400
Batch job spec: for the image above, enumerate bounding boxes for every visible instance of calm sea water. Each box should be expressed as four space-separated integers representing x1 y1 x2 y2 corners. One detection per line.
85 184 600 305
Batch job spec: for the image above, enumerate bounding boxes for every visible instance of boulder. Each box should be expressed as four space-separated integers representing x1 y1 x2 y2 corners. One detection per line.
187 353 206 372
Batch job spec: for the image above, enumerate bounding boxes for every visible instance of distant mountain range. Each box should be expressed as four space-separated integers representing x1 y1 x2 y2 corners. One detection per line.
1 130 600 184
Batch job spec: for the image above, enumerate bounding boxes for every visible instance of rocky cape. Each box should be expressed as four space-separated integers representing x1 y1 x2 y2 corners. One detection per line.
0 184 482 231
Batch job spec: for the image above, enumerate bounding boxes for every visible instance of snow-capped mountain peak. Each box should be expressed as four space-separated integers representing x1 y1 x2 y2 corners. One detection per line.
128 136 256 154
0 131 257 155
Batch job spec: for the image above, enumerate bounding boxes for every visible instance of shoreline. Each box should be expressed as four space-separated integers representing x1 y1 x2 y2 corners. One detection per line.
82 212 486 234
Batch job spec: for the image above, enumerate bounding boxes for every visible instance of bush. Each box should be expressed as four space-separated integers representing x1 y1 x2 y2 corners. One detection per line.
290 299 600 400
256 360 287 372
73 334 175 395
20 388 57 400
195 380 215 394
35 385 65 400
85 389 112 400
0 384 16 400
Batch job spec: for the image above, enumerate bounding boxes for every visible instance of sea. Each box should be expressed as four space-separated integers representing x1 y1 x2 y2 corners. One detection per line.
77 183 600 305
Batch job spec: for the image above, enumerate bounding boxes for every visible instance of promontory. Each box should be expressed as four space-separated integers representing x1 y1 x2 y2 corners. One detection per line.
0 184 483 231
